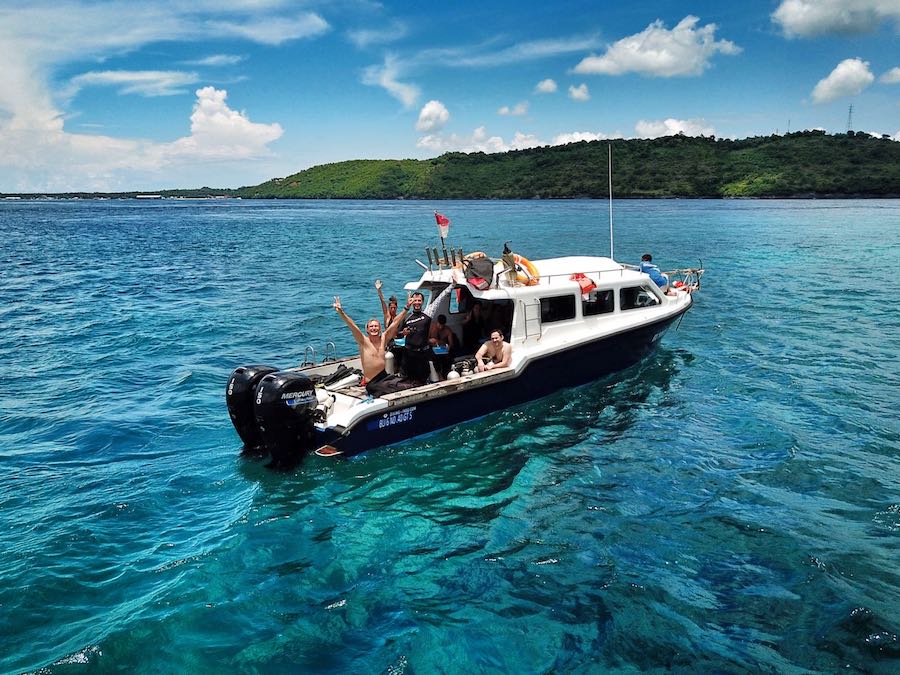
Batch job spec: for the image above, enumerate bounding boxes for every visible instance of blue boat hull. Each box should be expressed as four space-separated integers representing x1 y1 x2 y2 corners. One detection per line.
316 309 685 457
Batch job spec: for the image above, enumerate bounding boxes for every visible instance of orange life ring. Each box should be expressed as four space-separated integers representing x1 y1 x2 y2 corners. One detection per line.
514 254 540 286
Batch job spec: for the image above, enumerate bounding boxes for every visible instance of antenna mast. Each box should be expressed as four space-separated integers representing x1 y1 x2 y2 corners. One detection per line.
847 105 853 132
608 143 614 260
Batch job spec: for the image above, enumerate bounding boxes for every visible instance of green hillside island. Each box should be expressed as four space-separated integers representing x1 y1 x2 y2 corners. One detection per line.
237 131 900 200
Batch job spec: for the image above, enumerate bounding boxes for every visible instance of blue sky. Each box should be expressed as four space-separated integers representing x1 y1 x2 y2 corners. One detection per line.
0 0 897 192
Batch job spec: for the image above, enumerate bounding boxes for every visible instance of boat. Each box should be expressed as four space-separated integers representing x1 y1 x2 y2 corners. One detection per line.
226 242 703 465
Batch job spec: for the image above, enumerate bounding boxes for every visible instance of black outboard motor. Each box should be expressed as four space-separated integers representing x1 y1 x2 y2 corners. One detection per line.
254 370 319 466
226 365 279 451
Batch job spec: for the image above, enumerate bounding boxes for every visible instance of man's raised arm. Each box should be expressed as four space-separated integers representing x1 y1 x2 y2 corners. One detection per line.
375 279 389 324
333 296 365 346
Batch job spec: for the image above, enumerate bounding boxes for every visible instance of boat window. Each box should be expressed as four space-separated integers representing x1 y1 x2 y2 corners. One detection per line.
449 286 473 314
620 286 661 311
583 289 614 316
540 294 577 323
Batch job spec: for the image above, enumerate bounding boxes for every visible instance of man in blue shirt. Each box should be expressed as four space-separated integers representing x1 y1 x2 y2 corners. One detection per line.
638 253 669 290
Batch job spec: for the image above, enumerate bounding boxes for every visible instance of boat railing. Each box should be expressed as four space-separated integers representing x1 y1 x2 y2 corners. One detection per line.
538 266 631 286
665 266 704 290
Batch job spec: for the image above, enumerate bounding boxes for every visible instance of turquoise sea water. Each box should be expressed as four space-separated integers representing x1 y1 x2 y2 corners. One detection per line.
1 198 899 673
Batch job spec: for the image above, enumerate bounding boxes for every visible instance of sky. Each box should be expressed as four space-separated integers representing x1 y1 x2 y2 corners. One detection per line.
0 0 898 193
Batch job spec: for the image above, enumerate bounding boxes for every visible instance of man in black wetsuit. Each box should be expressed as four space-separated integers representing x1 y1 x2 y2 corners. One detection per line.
400 291 432 383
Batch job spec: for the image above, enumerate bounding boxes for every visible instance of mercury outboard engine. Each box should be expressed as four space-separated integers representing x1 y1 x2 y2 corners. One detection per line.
254 370 319 467
226 365 280 451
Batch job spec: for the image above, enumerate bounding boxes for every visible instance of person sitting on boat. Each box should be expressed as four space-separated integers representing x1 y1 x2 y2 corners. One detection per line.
475 329 512 373
399 291 432 383
333 296 409 396
639 253 669 290
429 314 458 379
429 314 457 350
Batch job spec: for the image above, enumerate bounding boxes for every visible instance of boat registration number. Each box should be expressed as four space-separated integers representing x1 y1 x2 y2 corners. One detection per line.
369 406 416 431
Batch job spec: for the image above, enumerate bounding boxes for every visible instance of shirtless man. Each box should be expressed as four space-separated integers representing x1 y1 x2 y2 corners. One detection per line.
428 314 456 351
429 314 456 379
333 296 408 395
475 329 512 372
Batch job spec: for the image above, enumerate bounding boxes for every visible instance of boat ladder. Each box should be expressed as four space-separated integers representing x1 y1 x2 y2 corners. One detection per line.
301 342 338 367
520 299 542 341
322 342 337 362
300 346 317 367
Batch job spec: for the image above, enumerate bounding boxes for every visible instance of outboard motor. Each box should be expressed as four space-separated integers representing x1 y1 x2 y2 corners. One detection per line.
254 370 319 466
226 365 279 451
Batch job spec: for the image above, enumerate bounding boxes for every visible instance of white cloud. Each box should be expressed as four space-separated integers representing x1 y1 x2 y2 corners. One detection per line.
553 131 621 144
184 54 245 67
423 35 604 68
0 2 327 122
347 21 408 48
635 118 715 138
69 70 200 97
534 79 558 94
881 67 900 84
508 131 545 150
498 101 529 116
0 4 328 65
416 100 449 132
417 127 545 154
772 0 900 37
362 34 601 106
362 55 420 108
574 16 740 77
207 15 329 45
0 1 328 190
165 87 283 159
0 87 282 191
811 58 875 103
418 127 633 154
568 84 590 101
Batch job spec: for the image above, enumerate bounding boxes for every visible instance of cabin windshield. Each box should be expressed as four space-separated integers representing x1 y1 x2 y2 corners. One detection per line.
620 285 661 310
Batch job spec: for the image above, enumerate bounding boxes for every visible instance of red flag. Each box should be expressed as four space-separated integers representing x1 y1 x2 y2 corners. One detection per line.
435 211 450 239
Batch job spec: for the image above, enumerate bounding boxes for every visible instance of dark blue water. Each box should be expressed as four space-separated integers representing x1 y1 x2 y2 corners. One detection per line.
1 199 898 673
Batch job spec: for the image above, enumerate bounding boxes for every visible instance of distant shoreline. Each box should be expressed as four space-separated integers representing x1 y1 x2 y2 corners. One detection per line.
3 132 899 201
3 194 899 201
